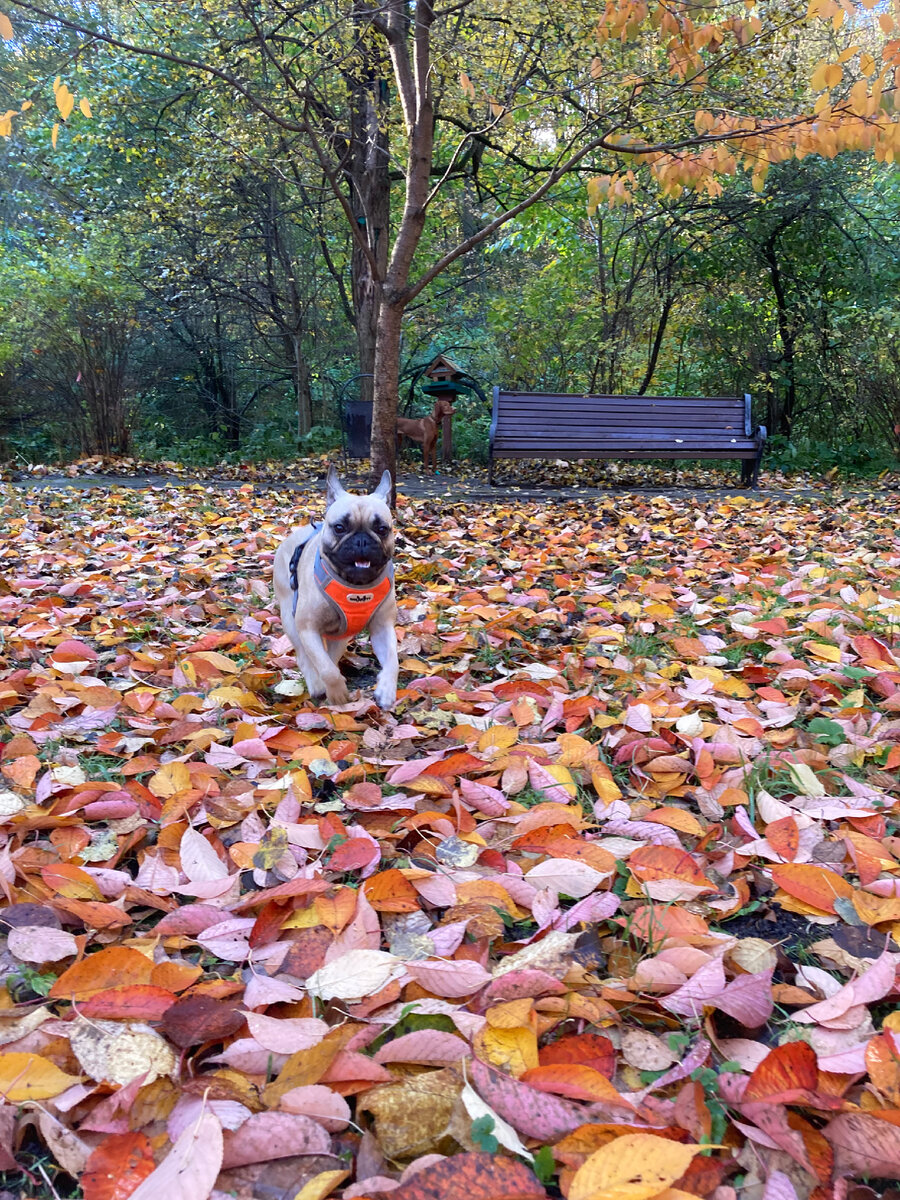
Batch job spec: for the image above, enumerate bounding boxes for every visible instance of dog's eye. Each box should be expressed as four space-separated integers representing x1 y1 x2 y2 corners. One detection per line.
373 520 389 536
333 522 346 535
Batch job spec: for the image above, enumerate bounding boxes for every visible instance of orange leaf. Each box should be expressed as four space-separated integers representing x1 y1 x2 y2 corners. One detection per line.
50 945 154 1001
363 868 420 913
539 1033 616 1077
150 960 203 992
78 985 177 1021
370 1152 546 1200
769 863 853 914
519 1063 633 1106
41 862 105 901
765 815 800 861
628 845 713 889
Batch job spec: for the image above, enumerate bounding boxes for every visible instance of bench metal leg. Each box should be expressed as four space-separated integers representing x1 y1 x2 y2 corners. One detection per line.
740 459 752 488
752 452 762 488
488 456 496 486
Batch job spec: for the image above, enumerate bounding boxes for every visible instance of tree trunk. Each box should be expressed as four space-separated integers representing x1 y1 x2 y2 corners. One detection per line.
367 0 435 492
349 29 390 409
764 239 797 438
291 334 313 438
371 300 403 486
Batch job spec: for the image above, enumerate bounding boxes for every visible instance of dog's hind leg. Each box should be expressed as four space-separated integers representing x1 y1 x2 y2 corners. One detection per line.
278 596 323 697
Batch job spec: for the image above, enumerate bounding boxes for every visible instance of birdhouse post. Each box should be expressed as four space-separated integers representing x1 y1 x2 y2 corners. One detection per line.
421 355 464 466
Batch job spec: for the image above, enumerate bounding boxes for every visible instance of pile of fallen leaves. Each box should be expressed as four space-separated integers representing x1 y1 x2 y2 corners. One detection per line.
0 478 899 1200
6 452 900 494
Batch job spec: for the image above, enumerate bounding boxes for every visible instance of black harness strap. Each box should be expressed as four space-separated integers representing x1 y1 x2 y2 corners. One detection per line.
289 524 321 617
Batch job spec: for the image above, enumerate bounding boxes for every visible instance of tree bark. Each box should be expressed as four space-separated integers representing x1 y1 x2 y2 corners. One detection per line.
291 334 313 439
371 299 404 491
349 58 390 409
763 238 797 438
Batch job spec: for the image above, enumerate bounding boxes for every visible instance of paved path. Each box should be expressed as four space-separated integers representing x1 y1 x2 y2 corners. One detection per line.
1 469 845 505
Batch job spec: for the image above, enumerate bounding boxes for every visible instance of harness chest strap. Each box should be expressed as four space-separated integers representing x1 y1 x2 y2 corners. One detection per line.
290 534 392 639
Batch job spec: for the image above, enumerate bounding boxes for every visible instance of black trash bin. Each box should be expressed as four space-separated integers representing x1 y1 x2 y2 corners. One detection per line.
343 399 373 458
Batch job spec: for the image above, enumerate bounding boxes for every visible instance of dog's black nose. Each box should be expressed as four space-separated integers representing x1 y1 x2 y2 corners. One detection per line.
349 532 379 555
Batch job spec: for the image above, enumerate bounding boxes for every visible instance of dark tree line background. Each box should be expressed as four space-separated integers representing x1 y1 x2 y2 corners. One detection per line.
1 0 899 473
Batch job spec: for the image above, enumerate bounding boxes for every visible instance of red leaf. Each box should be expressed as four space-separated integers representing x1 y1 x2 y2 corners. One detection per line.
366 1152 546 1200
82 1132 155 1200
744 1042 818 1103
539 1033 616 1077
79 985 178 1021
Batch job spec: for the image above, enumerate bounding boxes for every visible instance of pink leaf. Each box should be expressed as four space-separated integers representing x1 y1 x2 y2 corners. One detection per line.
242 1013 329 1054
221 1111 331 1168
458 778 510 816
405 958 492 997
527 761 573 804
762 1170 800 1200
825 1112 900 1178
7 925 78 963
553 891 619 930
712 968 774 1027
659 958 727 1018
795 950 898 1024
470 1058 590 1141
278 1084 351 1131
180 827 228 881
373 1030 469 1065
129 1110 223 1200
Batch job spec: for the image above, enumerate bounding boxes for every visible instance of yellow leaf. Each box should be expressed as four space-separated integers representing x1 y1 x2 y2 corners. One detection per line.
51 122 59 148
0 1053 80 1101
824 62 843 88
477 1025 539 1076
79 97 92 118
477 725 518 753
192 650 240 673
459 72 475 100
293 1171 351 1200
557 733 599 767
56 85 74 121
811 60 829 90
148 761 191 798
543 764 577 797
568 1133 699 1200
0 12 13 39
591 767 622 803
804 640 841 663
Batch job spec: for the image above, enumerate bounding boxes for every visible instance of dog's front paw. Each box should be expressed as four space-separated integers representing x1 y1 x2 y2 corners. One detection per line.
373 678 396 710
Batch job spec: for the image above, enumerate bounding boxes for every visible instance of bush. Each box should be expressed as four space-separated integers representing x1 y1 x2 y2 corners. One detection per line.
765 434 900 477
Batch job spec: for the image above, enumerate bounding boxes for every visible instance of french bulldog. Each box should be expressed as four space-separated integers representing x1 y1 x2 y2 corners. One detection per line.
273 466 398 708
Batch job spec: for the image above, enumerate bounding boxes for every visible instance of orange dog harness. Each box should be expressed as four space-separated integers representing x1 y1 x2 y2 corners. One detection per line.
313 549 393 639
289 534 393 639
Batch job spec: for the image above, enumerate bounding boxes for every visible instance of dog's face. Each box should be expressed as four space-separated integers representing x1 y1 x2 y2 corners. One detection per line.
321 468 394 586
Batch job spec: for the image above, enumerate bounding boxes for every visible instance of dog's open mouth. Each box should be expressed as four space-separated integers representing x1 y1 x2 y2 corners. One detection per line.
354 560 371 570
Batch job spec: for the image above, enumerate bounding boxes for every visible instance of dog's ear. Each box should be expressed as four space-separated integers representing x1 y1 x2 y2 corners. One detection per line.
325 465 348 507
372 470 392 503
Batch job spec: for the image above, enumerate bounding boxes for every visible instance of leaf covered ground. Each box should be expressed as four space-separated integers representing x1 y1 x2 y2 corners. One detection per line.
0 476 899 1200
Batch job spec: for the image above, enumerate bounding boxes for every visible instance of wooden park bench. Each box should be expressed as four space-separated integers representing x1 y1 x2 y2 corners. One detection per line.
489 390 767 487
